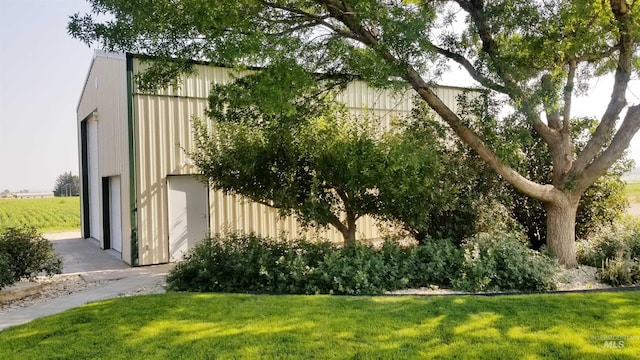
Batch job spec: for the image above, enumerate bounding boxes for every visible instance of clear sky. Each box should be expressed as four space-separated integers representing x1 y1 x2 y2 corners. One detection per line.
0 0 95 192
0 0 639 192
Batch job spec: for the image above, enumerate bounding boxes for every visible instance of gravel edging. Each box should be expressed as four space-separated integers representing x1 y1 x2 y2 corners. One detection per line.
0 265 634 313
0 275 114 314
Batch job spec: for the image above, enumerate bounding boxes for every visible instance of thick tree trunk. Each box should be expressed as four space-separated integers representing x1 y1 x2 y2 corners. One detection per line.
343 225 357 247
545 197 579 268
328 209 358 246
343 212 358 246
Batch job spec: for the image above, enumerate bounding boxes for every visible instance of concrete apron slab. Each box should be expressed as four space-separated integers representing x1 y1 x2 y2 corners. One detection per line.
0 232 173 332
47 232 130 274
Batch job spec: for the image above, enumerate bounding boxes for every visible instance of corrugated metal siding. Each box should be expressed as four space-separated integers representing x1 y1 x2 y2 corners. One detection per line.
134 93 210 264
77 53 132 263
208 191 384 243
132 58 465 265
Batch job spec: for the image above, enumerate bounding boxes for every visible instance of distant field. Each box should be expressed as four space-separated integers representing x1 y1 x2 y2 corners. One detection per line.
0 197 80 232
626 180 640 203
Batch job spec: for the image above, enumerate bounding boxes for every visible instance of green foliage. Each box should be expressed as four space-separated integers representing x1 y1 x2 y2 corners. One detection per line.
0 226 63 289
383 94 627 249
577 218 640 286
375 102 496 242
69 0 640 267
0 251 12 289
577 218 640 267
167 233 409 295
315 244 391 295
452 232 558 292
576 173 630 240
408 239 462 287
597 256 640 286
168 232 558 294
166 233 334 294
191 99 391 244
53 172 80 197
0 198 81 232
455 94 631 249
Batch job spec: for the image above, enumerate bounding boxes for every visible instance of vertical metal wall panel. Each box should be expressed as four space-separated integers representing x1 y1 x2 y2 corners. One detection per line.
132 59 468 264
77 52 132 263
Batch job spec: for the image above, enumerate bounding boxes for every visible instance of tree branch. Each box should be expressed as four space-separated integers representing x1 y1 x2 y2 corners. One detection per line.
452 0 521 96
326 212 349 238
570 0 633 177
562 60 576 132
261 0 363 42
317 0 561 203
575 45 621 63
577 104 640 192
452 0 561 157
428 43 508 94
532 116 560 143
405 67 560 202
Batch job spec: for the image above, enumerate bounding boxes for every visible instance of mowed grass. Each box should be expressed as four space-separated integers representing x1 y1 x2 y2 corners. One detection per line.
0 197 80 232
1 292 639 359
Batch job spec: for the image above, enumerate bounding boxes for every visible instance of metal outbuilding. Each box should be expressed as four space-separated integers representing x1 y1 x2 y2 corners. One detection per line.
76 51 470 266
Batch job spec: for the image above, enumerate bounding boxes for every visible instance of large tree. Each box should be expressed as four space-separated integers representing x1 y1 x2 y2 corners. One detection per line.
69 0 640 266
53 172 80 197
191 101 388 246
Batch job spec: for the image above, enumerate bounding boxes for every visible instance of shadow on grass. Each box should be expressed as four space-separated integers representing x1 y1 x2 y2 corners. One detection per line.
1 291 639 359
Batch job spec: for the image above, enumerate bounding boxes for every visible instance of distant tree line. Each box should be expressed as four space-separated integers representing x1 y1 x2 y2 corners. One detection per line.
53 172 80 197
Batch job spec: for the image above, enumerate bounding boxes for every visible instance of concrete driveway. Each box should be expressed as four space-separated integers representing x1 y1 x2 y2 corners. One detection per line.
47 231 130 274
0 231 172 332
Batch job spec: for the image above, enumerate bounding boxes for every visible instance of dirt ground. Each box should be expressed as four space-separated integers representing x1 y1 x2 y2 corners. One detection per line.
628 203 640 217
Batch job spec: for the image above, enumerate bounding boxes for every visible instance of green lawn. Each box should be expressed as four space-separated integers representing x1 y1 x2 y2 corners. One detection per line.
1 291 638 359
0 197 80 232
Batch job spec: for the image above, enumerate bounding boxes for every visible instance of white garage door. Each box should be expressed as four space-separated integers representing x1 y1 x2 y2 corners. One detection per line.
87 119 101 241
168 176 209 262
109 176 122 253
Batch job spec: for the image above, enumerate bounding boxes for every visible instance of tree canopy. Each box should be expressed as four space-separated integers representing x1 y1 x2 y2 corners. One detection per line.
69 0 640 266
53 172 80 197
191 103 387 245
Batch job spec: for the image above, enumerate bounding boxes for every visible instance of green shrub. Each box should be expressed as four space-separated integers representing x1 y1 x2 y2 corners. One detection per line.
315 242 408 294
597 256 640 286
316 240 463 294
0 251 12 289
0 226 63 289
409 239 461 287
577 218 640 267
577 219 640 287
168 232 560 295
452 232 558 292
168 234 419 295
577 229 626 268
166 233 337 294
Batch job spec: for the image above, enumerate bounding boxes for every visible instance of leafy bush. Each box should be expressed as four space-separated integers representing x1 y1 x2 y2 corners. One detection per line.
0 251 12 289
577 219 640 267
0 226 63 289
452 232 558 292
409 239 461 287
166 233 336 294
167 234 413 295
578 219 640 286
168 232 561 295
597 256 640 286
314 244 387 294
